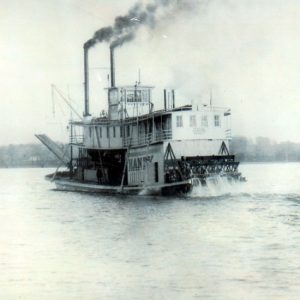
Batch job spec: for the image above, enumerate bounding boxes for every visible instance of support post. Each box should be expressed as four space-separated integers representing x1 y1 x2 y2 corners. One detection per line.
164 89 167 111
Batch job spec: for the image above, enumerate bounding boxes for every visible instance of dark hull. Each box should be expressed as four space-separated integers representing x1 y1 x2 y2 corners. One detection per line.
50 176 193 196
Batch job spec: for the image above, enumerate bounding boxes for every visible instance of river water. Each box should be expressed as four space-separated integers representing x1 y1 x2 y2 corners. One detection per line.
0 163 299 299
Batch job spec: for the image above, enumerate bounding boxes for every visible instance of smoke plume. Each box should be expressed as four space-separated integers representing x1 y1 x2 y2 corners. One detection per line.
84 0 200 49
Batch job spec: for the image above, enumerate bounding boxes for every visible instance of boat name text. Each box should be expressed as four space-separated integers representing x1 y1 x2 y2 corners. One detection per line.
128 155 154 171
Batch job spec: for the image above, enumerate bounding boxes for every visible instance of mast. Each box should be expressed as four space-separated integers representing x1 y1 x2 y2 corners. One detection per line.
68 85 73 175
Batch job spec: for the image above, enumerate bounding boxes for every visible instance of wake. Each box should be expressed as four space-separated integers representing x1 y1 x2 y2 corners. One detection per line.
189 175 244 198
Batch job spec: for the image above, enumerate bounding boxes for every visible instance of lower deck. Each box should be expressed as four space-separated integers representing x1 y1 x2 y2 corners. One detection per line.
63 139 244 192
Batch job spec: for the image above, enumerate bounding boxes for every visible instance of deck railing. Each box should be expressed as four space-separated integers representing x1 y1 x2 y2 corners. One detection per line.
123 129 172 147
70 135 84 145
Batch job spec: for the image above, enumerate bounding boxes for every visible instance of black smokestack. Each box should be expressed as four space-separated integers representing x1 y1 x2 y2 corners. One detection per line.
109 32 135 87
110 46 115 88
83 43 90 116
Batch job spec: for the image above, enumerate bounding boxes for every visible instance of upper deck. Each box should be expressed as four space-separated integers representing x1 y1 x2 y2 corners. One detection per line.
77 44 232 154
70 103 232 151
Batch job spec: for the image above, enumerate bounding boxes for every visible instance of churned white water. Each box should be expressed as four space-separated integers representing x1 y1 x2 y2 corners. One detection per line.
0 163 300 299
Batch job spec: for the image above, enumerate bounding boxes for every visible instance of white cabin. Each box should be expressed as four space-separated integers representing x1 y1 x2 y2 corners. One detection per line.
73 105 231 156
70 84 232 187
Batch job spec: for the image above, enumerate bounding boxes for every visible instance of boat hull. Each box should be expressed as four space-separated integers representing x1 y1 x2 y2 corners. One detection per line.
53 178 193 195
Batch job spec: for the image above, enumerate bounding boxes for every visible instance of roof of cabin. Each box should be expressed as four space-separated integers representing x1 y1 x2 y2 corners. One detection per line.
71 104 228 126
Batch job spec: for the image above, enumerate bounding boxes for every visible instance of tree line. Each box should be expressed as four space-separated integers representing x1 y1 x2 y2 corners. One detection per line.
0 137 299 167
0 144 61 168
230 136 300 162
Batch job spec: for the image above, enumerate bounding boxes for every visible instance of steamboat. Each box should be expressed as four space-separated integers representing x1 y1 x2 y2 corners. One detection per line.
36 43 245 195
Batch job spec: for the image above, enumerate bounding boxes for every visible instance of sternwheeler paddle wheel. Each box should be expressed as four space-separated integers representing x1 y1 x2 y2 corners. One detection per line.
163 142 245 194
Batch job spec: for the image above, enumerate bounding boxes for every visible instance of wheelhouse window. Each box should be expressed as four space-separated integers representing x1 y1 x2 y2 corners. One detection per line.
127 90 142 102
176 115 183 127
201 115 208 127
189 115 196 127
214 115 220 127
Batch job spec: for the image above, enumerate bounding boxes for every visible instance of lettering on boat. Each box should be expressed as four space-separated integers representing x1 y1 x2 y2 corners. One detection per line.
128 155 154 171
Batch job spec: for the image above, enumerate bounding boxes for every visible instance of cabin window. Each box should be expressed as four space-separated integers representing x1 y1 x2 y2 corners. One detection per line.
176 115 183 127
154 162 159 182
106 126 109 138
201 115 208 127
120 126 123 137
113 126 116 138
89 127 92 138
99 127 102 138
214 115 220 127
189 115 196 127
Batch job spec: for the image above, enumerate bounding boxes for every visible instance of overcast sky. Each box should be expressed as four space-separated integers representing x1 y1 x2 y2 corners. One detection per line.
1 0 300 145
